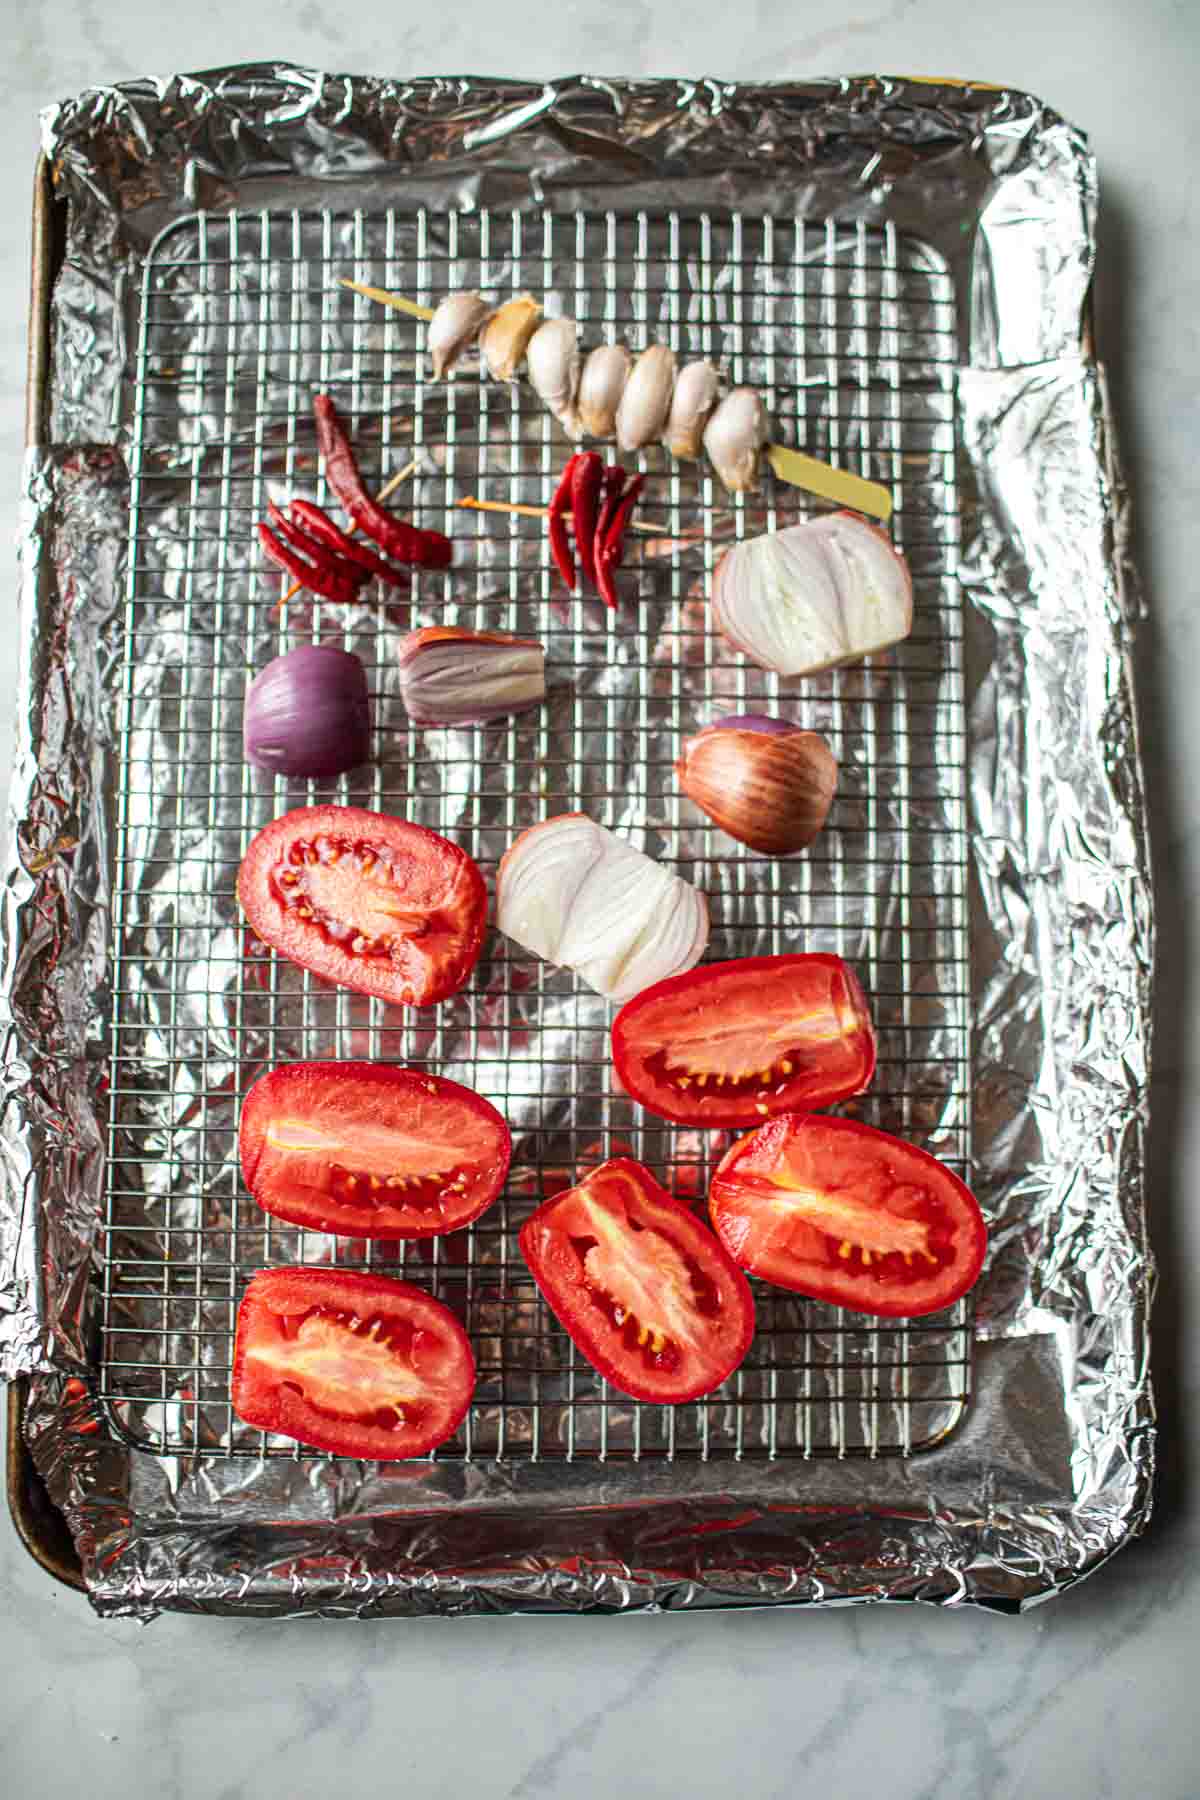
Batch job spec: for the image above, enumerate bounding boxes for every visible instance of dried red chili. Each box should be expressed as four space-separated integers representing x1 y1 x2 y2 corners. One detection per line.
257 520 366 606
313 393 452 569
289 499 412 589
595 472 645 611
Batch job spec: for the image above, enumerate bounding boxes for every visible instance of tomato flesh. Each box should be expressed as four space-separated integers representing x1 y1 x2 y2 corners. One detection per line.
519 1158 755 1403
231 1267 475 1458
611 954 875 1127
240 1062 511 1239
709 1113 987 1319
237 805 487 1007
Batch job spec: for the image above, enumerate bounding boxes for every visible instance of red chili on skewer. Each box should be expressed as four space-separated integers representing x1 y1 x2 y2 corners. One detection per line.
312 393 453 570
289 499 412 589
595 472 645 612
257 520 367 606
570 452 604 589
548 454 579 594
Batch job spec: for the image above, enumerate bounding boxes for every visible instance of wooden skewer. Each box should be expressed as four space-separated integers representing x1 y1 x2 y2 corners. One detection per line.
339 278 894 523
456 495 660 536
274 458 419 612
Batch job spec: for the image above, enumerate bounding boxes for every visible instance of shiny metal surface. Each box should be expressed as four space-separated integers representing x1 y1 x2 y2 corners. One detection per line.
0 71 1152 1616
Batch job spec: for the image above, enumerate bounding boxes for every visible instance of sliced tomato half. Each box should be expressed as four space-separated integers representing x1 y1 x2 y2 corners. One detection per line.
519 1158 755 1404
611 954 875 1127
237 805 487 1007
231 1266 475 1459
240 1062 511 1239
709 1114 987 1319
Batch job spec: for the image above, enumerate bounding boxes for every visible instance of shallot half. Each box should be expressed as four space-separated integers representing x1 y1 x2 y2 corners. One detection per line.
397 628 546 728
496 814 709 1002
711 512 913 677
677 715 838 855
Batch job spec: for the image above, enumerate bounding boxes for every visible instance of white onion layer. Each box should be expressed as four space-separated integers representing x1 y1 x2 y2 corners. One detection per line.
497 815 709 1002
710 513 913 676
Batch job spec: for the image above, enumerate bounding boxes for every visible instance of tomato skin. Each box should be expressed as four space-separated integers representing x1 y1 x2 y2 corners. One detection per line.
239 1062 511 1240
237 804 487 1007
611 954 876 1127
519 1158 756 1404
709 1114 987 1320
231 1267 475 1459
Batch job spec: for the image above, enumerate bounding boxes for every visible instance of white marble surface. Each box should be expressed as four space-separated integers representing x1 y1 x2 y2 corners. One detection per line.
2 6 1198 1797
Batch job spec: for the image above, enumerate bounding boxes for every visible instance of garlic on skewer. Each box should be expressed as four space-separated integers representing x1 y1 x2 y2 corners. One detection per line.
703 387 769 492
577 343 633 438
480 294 543 382
526 317 583 438
665 360 721 460
427 292 491 378
615 344 677 453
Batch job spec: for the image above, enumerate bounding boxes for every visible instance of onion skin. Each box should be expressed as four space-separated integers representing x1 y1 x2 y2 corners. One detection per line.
243 646 370 779
677 718 838 856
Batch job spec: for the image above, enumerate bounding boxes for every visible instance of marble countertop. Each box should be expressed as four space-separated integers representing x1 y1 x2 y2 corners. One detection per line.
3 7 1196 1797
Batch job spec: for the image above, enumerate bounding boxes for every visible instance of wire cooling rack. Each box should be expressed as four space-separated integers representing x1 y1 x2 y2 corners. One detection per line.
98 204 972 1463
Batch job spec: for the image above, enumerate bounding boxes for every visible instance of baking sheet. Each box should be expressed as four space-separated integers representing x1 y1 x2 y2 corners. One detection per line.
1 70 1153 1615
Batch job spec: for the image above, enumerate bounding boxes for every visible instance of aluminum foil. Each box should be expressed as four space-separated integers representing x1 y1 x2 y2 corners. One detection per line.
2 70 1152 1616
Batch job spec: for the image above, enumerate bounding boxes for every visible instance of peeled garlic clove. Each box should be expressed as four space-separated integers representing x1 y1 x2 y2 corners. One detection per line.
526 317 583 438
677 717 838 856
479 294 543 382
397 627 546 728
710 512 914 677
665 360 721 460
577 343 633 439
428 292 491 378
615 344 677 453
703 387 768 492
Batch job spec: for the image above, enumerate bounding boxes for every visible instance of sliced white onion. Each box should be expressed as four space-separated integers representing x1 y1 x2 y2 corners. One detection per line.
497 814 709 1002
710 513 913 677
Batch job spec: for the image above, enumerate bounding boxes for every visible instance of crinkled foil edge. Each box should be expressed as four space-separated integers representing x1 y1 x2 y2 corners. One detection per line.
2 70 1153 1615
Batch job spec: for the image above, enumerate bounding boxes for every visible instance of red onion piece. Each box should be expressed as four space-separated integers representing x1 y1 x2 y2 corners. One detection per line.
397 627 546 728
708 712 797 736
244 646 371 778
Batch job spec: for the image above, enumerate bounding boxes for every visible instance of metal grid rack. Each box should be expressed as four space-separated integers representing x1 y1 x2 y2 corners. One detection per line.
98 204 972 1464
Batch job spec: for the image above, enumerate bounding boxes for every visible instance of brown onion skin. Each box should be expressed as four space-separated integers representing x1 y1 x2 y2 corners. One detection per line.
676 721 837 856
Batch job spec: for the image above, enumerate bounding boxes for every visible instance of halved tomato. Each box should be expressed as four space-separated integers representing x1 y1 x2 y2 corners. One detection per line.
240 1062 511 1239
231 1266 475 1458
611 954 875 1127
709 1114 986 1319
237 805 487 1007
519 1158 755 1404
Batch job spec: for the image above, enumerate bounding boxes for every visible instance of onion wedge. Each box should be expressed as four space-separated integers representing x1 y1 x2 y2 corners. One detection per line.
496 814 709 1002
711 512 913 677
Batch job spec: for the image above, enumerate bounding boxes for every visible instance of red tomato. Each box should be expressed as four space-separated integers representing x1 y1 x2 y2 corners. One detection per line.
240 1062 511 1240
611 954 875 1127
709 1114 986 1319
237 805 487 1007
231 1266 475 1458
519 1158 755 1404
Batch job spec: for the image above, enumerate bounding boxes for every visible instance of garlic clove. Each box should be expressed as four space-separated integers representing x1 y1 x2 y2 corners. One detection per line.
615 344 677 453
479 294 543 382
710 513 913 677
427 292 491 378
577 343 633 439
526 317 583 438
665 360 721 460
703 387 769 492
677 719 838 856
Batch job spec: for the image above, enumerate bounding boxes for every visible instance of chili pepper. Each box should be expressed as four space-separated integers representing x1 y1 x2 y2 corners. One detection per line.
593 463 628 558
548 454 579 594
313 393 452 569
266 501 372 592
257 521 365 606
569 452 604 589
595 473 645 612
289 499 412 590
